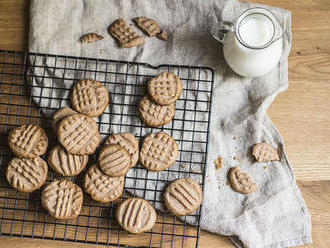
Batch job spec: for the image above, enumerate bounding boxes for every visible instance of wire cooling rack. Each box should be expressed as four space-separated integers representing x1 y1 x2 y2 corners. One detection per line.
0 50 214 247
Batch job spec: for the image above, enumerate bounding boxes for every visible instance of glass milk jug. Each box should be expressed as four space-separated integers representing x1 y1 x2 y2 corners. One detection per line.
211 7 284 77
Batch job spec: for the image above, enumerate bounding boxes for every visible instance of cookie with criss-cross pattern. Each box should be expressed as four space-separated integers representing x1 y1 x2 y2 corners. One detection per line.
164 178 203 216
104 133 139 168
138 95 175 127
252 142 280 162
41 179 83 220
57 114 100 155
48 145 88 176
116 198 156 234
6 157 48 192
147 72 183 105
229 166 258 194
8 124 48 158
139 131 178 171
84 164 124 203
71 79 109 117
133 17 160 37
108 18 145 48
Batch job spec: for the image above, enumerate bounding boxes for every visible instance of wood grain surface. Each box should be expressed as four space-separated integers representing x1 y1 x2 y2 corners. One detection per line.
0 0 329 247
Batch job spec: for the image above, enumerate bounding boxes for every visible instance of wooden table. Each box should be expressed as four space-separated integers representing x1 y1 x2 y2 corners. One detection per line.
0 0 329 247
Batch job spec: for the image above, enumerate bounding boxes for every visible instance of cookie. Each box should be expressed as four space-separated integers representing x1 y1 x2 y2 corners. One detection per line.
80 33 103 43
57 114 101 155
229 166 258 194
98 144 131 177
116 198 156 234
104 133 139 168
164 178 203 216
133 17 160 37
8 124 48 158
138 95 175 127
6 157 48 192
48 145 88 176
252 142 280 162
52 107 77 134
41 179 83 220
71 79 109 117
108 18 145 48
157 30 168 41
139 131 178 171
147 72 183 105
84 164 124 203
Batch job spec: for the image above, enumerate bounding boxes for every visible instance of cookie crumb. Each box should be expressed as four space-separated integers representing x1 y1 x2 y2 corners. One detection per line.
233 156 239 161
233 136 237 140
214 156 223 170
226 181 230 186
157 30 168 41
264 166 267 169
180 164 187 169
218 186 221 189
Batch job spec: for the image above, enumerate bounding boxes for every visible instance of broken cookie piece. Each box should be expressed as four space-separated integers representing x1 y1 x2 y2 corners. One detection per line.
80 33 103 43
229 166 258 194
252 142 279 162
108 18 145 48
157 30 168 41
214 156 223 170
133 17 160 37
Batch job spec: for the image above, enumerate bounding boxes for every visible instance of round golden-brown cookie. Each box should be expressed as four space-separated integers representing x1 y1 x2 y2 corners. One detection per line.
164 178 203 216
8 124 48 158
48 145 88 176
116 198 156 234
84 164 124 203
52 107 77 134
229 166 258 194
147 72 183 105
98 144 131 177
139 131 178 171
57 114 101 155
138 95 175 127
104 133 139 168
41 179 83 220
6 157 48 192
71 78 109 117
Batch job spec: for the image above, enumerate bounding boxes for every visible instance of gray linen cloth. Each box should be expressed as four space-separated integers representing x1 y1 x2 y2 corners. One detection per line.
29 0 312 247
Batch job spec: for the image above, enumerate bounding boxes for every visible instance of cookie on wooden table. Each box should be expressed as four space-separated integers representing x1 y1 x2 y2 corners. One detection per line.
116 198 156 234
133 17 160 37
138 95 175 127
6 157 48 193
57 114 101 155
41 179 83 220
147 72 183 105
71 79 109 117
229 166 258 194
139 131 178 171
84 164 124 203
48 145 88 176
52 107 77 134
104 133 139 168
108 18 145 48
98 144 131 177
8 124 48 158
80 33 103 43
164 178 203 216
252 142 280 162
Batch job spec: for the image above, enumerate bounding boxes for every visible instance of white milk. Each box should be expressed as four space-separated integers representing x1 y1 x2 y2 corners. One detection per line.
221 10 283 77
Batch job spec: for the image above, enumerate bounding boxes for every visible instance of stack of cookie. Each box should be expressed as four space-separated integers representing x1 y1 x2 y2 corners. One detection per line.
139 72 183 127
7 124 49 193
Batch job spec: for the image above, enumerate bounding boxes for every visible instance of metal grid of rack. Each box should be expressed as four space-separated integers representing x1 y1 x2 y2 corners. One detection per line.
0 50 214 247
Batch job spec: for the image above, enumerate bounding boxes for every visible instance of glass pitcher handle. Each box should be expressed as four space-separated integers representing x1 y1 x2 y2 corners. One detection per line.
211 21 235 44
